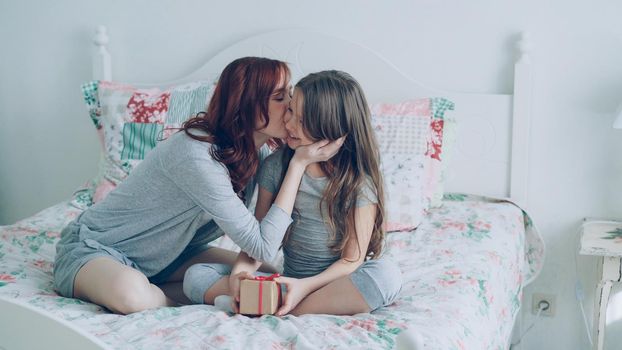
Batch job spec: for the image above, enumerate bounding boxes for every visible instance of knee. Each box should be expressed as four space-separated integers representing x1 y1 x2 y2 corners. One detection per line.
182 264 209 304
378 259 403 303
182 263 230 304
108 271 157 314
367 259 403 306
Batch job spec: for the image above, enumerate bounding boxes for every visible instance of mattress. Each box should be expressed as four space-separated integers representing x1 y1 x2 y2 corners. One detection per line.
0 194 543 349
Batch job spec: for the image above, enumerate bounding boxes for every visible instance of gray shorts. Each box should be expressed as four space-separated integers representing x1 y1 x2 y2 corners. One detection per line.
183 257 403 311
53 221 211 298
349 258 403 310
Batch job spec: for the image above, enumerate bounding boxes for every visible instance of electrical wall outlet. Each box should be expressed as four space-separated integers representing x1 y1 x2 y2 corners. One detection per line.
532 293 556 317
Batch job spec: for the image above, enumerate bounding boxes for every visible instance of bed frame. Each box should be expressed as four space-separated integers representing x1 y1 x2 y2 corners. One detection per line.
0 296 109 350
1 26 534 350
93 26 533 207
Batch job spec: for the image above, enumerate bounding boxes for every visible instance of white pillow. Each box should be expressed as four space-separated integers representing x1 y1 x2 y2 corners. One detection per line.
371 108 431 231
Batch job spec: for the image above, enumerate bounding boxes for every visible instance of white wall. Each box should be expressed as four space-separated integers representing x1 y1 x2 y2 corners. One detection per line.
1 0 621 349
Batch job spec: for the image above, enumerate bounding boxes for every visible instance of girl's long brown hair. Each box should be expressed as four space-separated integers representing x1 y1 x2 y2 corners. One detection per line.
282 70 386 260
182 57 289 199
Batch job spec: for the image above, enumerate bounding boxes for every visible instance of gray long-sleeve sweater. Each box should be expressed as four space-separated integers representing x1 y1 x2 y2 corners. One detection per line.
70 131 292 277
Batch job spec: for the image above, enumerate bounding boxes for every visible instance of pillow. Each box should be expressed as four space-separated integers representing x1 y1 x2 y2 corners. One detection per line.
370 97 455 232
424 98 456 207
75 79 216 205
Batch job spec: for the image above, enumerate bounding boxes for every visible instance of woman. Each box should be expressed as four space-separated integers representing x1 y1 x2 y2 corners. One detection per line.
53 57 343 314
183 70 402 316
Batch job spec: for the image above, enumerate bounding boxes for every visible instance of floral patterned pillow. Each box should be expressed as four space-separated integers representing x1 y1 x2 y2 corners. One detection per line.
371 97 455 232
72 80 216 207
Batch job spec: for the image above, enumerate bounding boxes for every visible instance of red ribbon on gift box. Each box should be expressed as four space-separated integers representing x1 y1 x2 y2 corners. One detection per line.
254 273 281 314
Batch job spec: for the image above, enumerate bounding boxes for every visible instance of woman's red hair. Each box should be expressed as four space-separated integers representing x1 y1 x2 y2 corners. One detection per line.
182 57 290 199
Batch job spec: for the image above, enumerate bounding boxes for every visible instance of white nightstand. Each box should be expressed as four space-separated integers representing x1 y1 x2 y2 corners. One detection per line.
579 219 622 350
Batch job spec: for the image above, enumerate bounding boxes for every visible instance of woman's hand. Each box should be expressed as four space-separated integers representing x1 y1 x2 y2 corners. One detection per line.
274 276 314 316
292 136 345 166
229 271 254 313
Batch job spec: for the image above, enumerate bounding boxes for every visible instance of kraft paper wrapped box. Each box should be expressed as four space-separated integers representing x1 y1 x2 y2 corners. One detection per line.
239 274 282 316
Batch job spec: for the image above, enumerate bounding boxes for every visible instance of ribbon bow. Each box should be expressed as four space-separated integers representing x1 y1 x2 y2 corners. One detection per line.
253 273 280 281
253 273 281 314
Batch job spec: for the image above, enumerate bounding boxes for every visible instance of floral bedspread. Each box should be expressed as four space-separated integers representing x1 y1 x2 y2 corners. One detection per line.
0 194 543 350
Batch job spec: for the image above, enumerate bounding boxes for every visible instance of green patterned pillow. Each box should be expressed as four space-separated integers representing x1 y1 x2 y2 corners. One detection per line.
77 80 216 204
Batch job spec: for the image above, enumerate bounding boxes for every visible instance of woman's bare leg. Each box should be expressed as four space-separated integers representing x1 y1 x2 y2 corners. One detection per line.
289 276 371 316
74 257 175 314
158 282 192 305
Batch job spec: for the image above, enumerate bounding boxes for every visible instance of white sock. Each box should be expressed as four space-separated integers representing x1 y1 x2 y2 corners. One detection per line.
214 295 234 313
395 329 423 350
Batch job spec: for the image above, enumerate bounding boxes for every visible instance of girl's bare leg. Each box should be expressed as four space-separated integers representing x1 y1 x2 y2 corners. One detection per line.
74 257 175 315
289 276 371 316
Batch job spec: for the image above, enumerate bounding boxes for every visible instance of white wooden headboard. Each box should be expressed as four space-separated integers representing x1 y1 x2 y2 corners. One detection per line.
92 26 532 207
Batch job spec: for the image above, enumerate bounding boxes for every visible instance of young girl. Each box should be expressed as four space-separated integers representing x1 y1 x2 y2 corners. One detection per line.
53 57 343 315
183 70 402 315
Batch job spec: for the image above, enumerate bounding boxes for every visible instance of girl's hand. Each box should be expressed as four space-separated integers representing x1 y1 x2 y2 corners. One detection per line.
229 271 254 313
292 136 345 166
274 276 313 316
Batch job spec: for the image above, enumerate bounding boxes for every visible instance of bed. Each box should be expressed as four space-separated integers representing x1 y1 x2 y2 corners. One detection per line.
0 27 544 349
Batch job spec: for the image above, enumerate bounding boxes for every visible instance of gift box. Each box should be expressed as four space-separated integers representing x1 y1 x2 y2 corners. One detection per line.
239 274 282 315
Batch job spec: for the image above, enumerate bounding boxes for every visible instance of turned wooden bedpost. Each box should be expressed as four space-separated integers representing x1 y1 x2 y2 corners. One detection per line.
92 25 111 81
510 31 533 207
